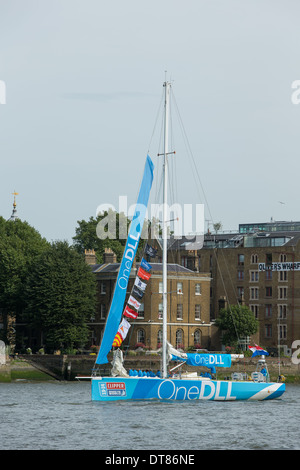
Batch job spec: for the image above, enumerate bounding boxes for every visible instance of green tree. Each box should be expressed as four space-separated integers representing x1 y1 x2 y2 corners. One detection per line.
73 210 145 262
24 241 96 353
214 304 259 348
0 217 49 312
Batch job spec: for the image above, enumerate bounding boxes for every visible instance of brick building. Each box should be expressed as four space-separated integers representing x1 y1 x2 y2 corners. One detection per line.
169 221 300 355
86 248 215 351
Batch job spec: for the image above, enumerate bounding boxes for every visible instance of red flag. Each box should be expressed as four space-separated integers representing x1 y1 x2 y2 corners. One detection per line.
138 267 151 281
123 305 139 319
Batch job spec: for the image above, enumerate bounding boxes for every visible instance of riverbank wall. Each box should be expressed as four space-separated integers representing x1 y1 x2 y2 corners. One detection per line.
1 354 300 383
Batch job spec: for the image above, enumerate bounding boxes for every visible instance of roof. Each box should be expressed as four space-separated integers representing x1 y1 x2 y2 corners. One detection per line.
91 262 195 274
167 231 300 250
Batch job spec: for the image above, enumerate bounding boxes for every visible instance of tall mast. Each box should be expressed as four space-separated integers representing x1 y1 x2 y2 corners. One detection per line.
162 81 170 379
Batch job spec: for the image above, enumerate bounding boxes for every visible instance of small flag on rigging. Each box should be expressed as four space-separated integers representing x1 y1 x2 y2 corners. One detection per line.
144 243 157 258
112 318 131 347
140 257 152 272
132 285 144 300
134 276 147 291
137 267 151 281
123 305 139 319
128 295 141 311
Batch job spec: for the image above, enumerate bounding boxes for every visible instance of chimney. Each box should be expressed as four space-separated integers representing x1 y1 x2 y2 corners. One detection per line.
103 247 117 263
84 249 97 265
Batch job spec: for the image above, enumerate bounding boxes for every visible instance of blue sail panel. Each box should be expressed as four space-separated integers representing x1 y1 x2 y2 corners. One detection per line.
96 155 154 365
171 353 232 368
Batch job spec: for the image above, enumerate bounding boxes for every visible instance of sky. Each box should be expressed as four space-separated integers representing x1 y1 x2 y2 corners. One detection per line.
1 0 300 243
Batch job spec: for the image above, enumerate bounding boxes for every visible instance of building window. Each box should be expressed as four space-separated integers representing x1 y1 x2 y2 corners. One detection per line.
158 303 163 320
279 287 287 299
250 304 259 319
157 329 162 348
279 254 287 262
265 270 272 280
265 287 272 298
194 329 201 346
100 304 106 319
137 329 145 344
177 304 183 320
159 282 163 294
238 254 244 266
237 270 244 281
250 271 259 282
250 287 259 300
279 271 287 281
195 304 201 321
195 283 201 295
265 324 272 338
251 254 258 264
138 303 144 319
266 253 272 266
278 304 287 319
177 282 183 294
279 324 287 340
181 256 188 267
265 304 272 318
238 287 244 299
100 282 106 294
176 329 184 349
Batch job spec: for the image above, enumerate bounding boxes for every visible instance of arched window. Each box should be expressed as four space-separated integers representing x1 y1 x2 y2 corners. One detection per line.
137 329 145 346
194 329 201 347
157 329 162 348
176 329 184 349
251 254 258 264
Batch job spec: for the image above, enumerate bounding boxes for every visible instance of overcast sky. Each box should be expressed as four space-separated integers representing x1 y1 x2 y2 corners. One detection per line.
1 0 300 242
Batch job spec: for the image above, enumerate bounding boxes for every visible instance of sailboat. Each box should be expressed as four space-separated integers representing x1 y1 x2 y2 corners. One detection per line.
91 81 285 401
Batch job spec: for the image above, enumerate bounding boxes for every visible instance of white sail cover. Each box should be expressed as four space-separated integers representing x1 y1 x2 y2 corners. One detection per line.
111 349 129 377
167 342 187 362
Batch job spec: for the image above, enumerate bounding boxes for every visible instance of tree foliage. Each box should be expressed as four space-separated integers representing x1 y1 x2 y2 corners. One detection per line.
214 304 259 348
24 241 96 352
73 210 147 262
0 217 49 312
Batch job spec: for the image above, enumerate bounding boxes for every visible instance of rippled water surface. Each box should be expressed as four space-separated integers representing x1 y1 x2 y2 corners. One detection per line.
0 381 299 450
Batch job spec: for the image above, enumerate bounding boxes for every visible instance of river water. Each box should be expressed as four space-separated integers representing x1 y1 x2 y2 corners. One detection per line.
0 381 299 451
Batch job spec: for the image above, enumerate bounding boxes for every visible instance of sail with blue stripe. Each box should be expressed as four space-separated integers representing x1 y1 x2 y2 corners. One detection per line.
95 155 154 365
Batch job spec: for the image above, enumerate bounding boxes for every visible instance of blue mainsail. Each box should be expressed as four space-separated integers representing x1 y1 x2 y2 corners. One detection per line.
96 155 154 365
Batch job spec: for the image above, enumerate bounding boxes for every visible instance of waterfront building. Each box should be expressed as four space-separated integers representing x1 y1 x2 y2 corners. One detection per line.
85 248 214 351
169 221 300 355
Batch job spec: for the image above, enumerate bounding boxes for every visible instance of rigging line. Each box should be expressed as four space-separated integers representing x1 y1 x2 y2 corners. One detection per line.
151 108 165 216
166 91 180 251
123 312 136 362
171 91 243 347
168 90 179 209
147 89 164 155
171 92 204 205
212 245 242 346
